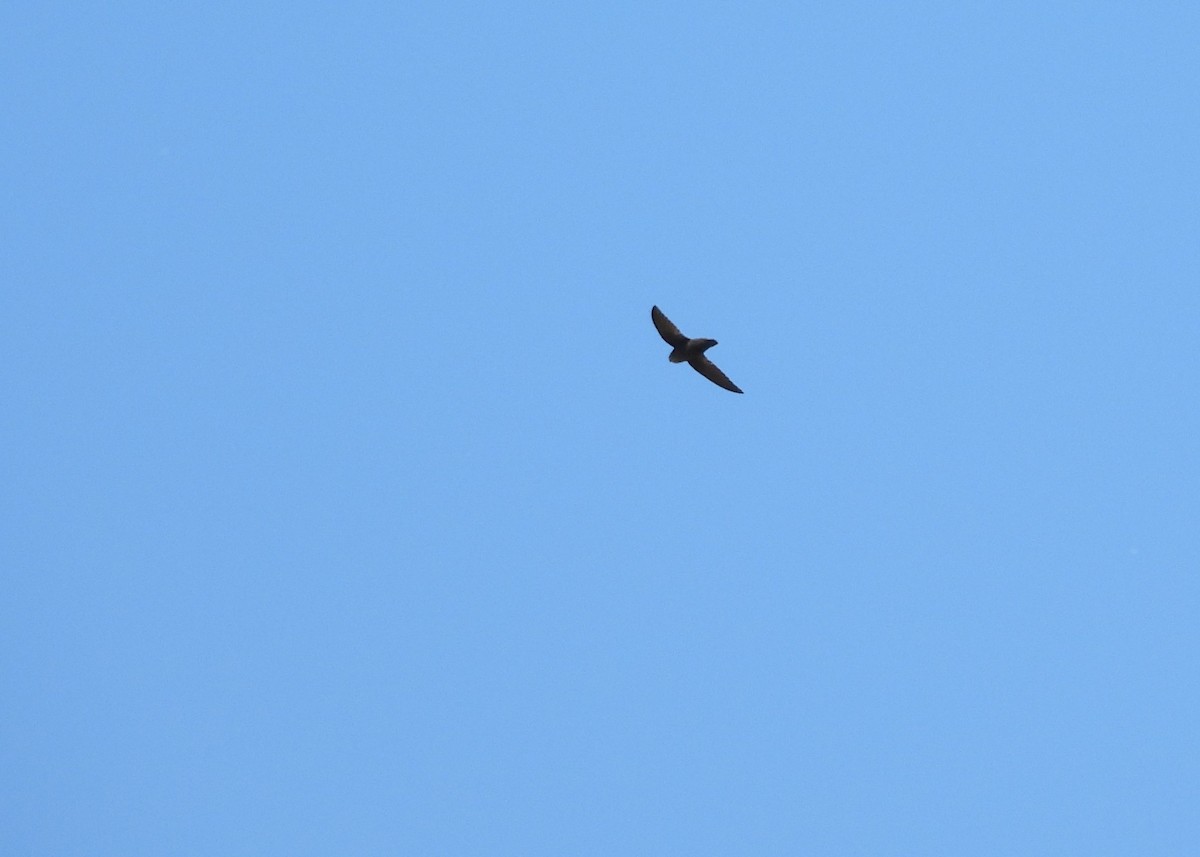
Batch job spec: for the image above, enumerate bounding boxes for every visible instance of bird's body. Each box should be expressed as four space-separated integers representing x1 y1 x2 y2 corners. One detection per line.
651 305 743 394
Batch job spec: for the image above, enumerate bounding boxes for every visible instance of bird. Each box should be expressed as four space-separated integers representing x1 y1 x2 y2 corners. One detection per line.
650 305 743 394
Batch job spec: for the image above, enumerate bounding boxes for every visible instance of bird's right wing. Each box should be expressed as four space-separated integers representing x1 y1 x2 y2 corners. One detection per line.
651 306 689 347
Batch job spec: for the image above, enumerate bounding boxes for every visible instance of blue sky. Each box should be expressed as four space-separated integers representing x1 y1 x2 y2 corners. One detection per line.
4 2 1198 854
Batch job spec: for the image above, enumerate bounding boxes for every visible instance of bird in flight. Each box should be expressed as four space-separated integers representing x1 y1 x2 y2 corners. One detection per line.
651 305 743 394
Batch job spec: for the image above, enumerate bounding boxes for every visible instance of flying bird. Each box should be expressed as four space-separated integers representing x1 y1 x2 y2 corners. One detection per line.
651 305 743 394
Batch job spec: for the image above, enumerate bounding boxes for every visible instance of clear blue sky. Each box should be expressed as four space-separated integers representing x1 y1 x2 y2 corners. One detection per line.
4 3 1198 854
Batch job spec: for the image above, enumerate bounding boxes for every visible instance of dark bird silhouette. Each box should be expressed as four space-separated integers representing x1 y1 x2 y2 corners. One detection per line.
651 305 743 394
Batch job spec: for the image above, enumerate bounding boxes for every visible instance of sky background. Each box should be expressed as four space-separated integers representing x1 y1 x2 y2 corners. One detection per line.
3 2 1198 854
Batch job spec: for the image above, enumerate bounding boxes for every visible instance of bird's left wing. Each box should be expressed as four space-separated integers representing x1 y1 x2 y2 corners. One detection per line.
689 355 743 394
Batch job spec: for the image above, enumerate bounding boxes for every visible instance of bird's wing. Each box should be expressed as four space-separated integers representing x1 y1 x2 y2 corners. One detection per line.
688 354 743 393
651 306 689 347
